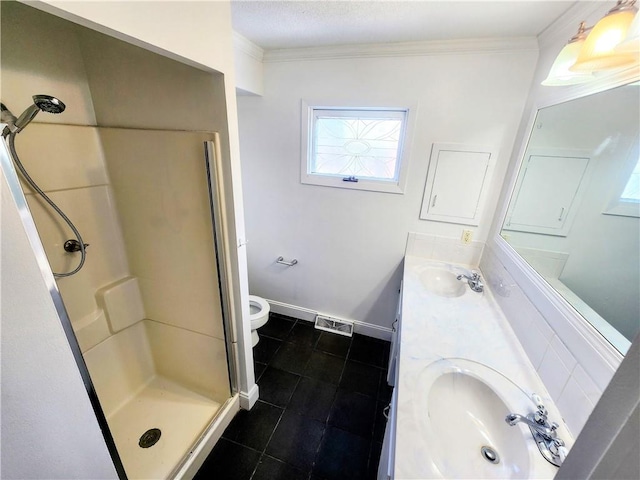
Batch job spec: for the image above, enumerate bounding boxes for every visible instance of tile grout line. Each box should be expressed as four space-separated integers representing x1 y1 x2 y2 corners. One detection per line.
243 316 292 479
306 330 356 477
245 316 391 479
252 318 308 477
247 401 288 480
292 317 333 478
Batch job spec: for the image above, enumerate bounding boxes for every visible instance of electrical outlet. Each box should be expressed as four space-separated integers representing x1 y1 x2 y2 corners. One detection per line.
462 229 473 245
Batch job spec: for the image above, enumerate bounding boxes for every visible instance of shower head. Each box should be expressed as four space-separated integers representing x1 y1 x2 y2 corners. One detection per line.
12 95 66 134
33 95 66 114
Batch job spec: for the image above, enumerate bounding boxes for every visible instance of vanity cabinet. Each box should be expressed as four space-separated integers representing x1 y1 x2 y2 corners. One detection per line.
377 386 398 480
420 143 497 226
378 283 402 480
387 282 402 387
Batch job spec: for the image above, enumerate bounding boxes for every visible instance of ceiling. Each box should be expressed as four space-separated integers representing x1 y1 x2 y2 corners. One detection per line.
231 0 578 51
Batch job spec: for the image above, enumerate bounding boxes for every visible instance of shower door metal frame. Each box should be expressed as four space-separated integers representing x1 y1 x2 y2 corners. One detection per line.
0 133 128 479
204 136 239 395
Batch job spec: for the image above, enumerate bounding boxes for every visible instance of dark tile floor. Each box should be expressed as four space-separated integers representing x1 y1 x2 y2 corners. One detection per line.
195 313 392 480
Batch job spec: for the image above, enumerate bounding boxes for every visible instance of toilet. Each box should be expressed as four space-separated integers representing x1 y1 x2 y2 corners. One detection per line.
248 295 270 347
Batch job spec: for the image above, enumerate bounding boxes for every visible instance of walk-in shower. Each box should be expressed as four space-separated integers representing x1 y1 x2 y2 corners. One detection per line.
1 106 237 479
1 2 241 476
2 96 88 278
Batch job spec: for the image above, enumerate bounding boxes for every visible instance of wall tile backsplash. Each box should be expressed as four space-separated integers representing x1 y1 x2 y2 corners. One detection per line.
406 232 483 266
480 244 611 438
538 346 571 400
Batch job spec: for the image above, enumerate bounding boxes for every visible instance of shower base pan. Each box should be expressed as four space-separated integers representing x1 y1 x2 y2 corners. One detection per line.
107 375 221 480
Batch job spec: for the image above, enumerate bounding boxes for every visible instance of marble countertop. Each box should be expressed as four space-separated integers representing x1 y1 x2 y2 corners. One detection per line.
392 256 572 479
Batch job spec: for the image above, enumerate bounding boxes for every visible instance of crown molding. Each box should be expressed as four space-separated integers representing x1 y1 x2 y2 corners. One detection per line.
263 36 539 63
233 31 264 62
537 1 610 48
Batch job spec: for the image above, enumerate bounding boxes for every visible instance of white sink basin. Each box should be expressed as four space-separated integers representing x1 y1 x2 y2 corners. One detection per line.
419 267 465 297
414 359 544 479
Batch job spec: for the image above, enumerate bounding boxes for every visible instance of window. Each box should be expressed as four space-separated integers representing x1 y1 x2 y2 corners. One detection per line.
604 147 640 218
620 156 640 203
301 104 411 193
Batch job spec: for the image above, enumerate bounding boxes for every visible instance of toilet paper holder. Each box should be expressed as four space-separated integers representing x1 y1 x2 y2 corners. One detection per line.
276 256 298 266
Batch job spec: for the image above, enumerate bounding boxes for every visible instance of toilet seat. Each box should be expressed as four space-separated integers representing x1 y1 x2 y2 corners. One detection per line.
248 295 270 346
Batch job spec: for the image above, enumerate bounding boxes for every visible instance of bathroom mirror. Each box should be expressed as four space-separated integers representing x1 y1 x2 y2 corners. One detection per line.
501 82 639 354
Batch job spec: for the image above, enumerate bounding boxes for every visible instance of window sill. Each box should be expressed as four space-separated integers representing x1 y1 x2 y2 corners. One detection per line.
300 174 405 194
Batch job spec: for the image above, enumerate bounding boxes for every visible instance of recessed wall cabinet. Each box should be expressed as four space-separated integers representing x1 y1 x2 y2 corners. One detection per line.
503 149 592 237
420 143 498 226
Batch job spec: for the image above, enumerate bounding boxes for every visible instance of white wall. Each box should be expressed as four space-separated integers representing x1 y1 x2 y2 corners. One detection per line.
35 0 234 74
234 32 265 96
237 43 538 334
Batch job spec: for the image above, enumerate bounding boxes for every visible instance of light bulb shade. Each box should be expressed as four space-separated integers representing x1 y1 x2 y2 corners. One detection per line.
615 11 640 52
542 40 595 85
570 7 638 72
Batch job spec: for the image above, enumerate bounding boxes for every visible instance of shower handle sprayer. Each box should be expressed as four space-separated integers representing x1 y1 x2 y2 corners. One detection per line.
2 95 66 137
2 95 86 278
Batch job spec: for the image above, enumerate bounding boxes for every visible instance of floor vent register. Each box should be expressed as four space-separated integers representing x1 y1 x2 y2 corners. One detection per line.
314 314 354 337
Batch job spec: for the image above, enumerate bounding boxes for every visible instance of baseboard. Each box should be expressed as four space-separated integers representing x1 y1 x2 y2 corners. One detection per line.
265 299 392 341
239 383 259 410
352 321 392 341
266 299 317 322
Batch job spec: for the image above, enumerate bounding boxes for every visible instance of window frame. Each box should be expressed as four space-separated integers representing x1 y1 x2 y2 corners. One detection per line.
300 101 414 194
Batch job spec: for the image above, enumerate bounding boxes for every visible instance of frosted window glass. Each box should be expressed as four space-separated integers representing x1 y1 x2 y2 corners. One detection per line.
620 157 640 203
311 116 403 181
301 105 411 194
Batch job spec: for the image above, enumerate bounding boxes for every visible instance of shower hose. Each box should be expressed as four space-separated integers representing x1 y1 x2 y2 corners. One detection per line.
7 132 86 278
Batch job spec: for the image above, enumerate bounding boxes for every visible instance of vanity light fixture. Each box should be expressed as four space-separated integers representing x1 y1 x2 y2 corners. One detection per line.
543 0 639 86
571 0 638 72
615 4 640 52
541 22 595 86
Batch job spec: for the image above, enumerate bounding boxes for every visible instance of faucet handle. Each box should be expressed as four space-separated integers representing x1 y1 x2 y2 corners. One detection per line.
558 446 568 463
532 393 548 419
532 393 544 407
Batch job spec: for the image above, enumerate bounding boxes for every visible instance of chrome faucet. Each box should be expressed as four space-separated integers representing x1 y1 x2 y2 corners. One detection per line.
505 413 558 439
505 394 567 467
456 271 484 292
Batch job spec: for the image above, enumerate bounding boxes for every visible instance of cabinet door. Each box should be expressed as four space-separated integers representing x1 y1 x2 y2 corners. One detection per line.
387 282 402 387
504 150 591 236
420 143 496 226
377 386 397 480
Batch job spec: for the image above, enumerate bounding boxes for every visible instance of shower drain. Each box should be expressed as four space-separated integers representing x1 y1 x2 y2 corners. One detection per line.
139 428 162 448
480 446 500 464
